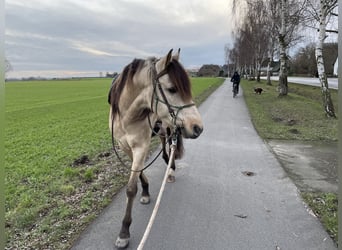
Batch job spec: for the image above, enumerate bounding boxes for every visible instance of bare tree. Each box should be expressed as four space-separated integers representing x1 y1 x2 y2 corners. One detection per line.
305 0 337 117
265 0 280 85
230 0 271 80
277 0 289 95
274 0 308 96
231 0 306 90
246 0 271 82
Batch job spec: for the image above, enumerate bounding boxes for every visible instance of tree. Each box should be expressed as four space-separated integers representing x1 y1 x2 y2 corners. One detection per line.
291 43 317 76
230 0 307 90
305 0 337 117
197 64 221 77
272 0 308 96
278 0 289 95
229 0 271 80
315 0 337 117
246 0 271 82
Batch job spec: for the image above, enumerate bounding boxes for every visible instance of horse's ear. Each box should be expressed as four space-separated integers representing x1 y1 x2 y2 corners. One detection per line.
164 49 173 68
172 48 181 61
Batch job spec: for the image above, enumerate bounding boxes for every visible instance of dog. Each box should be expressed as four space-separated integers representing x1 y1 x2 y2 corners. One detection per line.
254 87 263 94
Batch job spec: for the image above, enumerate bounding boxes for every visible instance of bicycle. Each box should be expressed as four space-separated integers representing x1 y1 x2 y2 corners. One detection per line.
232 82 238 98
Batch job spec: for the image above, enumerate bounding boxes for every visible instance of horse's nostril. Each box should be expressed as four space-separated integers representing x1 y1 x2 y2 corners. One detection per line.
193 125 203 137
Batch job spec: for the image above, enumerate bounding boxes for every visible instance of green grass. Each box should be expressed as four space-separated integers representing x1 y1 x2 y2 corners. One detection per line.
241 79 338 243
192 77 225 105
302 192 338 242
241 80 338 141
5 77 224 249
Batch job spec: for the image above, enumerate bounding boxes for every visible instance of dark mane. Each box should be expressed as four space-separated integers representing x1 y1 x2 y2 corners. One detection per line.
109 59 145 117
166 60 192 102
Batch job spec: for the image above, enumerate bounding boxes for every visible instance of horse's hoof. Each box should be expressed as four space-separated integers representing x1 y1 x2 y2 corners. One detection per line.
115 237 129 249
167 175 175 183
140 196 150 204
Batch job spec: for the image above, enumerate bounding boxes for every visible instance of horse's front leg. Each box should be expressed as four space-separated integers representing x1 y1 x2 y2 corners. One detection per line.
115 171 139 249
139 172 150 204
115 147 148 249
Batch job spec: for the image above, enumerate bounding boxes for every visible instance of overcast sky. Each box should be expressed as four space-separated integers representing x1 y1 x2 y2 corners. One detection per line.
5 0 233 78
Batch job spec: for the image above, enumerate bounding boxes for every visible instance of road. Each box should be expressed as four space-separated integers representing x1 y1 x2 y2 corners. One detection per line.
261 76 338 89
71 80 336 250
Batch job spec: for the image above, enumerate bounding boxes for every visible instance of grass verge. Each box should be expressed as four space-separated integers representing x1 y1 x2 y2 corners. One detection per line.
241 79 338 243
302 192 338 242
5 77 224 249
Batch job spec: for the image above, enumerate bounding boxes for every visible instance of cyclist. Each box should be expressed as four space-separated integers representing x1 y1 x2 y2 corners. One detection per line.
230 71 240 97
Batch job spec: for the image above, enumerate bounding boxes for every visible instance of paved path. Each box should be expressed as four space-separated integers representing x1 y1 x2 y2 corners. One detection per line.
72 80 336 250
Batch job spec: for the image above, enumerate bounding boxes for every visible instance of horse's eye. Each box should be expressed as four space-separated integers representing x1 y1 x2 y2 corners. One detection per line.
167 87 177 94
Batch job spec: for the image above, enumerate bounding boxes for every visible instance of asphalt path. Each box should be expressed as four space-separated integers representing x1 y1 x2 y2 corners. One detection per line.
261 76 338 89
72 80 336 250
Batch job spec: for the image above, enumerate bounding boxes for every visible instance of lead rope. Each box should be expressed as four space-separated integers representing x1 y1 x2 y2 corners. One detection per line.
137 133 177 250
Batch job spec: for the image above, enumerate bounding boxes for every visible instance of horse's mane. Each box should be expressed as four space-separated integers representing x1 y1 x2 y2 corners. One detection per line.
166 59 192 102
109 57 192 119
109 59 145 118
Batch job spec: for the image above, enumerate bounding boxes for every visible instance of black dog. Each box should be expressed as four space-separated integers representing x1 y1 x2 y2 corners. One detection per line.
254 87 263 94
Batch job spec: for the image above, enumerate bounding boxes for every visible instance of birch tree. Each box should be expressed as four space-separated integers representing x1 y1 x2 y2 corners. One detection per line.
247 0 270 82
276 0 308 95
278 0 289 95
265 0 279 85
230 0 270 80
306 0 337 117
231 0 306 90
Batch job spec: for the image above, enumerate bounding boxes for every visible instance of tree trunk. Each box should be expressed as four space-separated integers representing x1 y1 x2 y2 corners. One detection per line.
278 0 288 96
256 61 261 82
266 58 272 85
316 1 336 118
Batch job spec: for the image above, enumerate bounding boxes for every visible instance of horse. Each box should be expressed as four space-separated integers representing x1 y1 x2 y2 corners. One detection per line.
108 49 203 248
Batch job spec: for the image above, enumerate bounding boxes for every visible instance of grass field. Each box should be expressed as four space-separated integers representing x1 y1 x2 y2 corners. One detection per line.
241 80 338 141
241 79 338 243
5 77 224 249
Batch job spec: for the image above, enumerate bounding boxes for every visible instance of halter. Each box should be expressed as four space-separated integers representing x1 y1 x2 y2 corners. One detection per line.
151 61 195 128
111 59 196 173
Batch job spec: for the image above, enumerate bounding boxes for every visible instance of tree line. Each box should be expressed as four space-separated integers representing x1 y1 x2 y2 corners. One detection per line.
227 0 338 117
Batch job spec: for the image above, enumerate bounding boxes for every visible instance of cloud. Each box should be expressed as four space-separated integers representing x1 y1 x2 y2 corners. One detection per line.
5 0 233 78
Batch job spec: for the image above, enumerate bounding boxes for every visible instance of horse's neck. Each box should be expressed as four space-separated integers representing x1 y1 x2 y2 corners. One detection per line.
119 77 153 123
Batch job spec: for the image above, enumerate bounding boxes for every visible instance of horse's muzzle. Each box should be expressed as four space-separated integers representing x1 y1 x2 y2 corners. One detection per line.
181 124 203 139
192 124 203 138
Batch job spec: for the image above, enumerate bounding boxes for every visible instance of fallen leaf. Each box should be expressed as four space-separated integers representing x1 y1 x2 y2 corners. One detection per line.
234 214 248 219
242 171 256 176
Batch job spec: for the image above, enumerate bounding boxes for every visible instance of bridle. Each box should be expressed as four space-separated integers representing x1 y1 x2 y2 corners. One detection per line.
111 59 196 172
151 60 196 128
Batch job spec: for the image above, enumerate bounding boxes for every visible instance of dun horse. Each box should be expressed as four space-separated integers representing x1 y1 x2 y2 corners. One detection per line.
108 49 203 248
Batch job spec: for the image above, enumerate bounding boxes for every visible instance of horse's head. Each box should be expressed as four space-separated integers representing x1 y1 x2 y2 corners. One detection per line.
153 49 203 139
